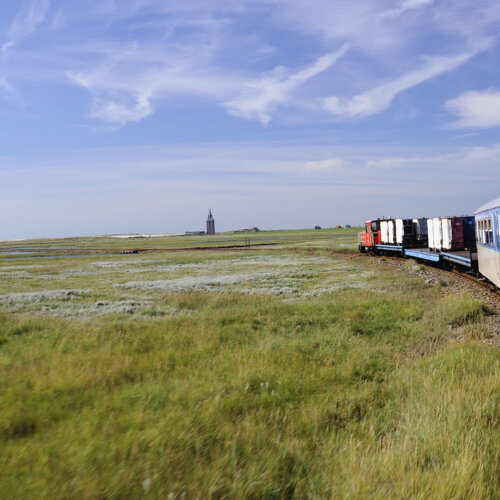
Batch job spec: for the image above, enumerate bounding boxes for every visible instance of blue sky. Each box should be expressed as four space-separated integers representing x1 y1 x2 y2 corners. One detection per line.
1 0 500 239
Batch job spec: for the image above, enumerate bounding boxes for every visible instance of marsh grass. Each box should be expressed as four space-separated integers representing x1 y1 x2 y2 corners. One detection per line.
0 227 361 253
442 293 491 326
0 251 374 318
0 241 498 498
404 259 424 273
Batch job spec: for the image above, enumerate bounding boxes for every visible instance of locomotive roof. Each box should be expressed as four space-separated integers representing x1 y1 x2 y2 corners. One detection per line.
475 197 500 214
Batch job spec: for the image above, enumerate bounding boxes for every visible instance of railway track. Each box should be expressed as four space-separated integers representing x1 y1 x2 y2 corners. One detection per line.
349 249 500 300
451 269 500 295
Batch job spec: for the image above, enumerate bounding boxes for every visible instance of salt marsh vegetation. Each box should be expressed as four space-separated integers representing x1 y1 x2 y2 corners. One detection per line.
0 252 374 318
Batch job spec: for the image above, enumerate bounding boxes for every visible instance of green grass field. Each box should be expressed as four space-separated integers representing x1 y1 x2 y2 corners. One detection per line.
0 229 498 498
0 227 359 252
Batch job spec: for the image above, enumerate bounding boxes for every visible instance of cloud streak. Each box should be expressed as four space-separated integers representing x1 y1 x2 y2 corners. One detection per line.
0 0 51 104
223 44 349 125
4 0 50 51
304 158 345 172
379 0 434 20
0 76 23 106
66 37 240 126
322 49 482 118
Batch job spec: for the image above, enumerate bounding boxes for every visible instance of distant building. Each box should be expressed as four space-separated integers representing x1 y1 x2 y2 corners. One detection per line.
206 208 215 235
234 227 261 233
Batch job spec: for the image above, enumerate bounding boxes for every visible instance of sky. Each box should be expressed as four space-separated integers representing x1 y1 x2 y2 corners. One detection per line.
1 0 500 239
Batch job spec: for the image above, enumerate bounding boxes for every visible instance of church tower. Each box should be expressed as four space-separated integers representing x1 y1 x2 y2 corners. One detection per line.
206 208 215 235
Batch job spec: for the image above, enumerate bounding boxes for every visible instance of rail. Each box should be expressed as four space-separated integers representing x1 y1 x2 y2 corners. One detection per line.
356 248 498 296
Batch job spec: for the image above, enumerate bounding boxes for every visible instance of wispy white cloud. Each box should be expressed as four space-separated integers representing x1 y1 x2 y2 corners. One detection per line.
269 0 500 47
263 0 438 57
0 0 50 104
68 68 239 127
366 157 420 170
379 0 434 20
50 9 65 30
223 44 349 124
59 3 251 126
5 0 50 50
365 143 500 174
67 35 348 127
304 157 345 172
89 94 153 126
66 33 241 126
0 76 24 106
1 41 14 54
445 89 500 129
322 48 482 118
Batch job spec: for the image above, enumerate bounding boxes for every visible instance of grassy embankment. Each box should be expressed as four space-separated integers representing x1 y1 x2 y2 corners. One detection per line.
0 228 498 498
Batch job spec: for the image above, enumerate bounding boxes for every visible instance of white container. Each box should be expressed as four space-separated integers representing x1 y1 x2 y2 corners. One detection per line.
441 219 452 251
427 219 434 249
388 220 395 244
380 220 389 244
432 217 442 250
395 219 404 244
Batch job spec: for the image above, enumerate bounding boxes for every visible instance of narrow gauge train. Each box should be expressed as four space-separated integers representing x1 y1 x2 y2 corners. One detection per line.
358 197 500 288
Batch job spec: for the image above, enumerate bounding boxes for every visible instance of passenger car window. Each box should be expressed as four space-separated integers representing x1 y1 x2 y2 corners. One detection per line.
497 214 500 249
478 218 494 247
487 218 494 247
476 218 494 247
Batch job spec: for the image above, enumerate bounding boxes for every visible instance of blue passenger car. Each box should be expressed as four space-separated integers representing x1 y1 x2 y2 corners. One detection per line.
474 197 500 288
